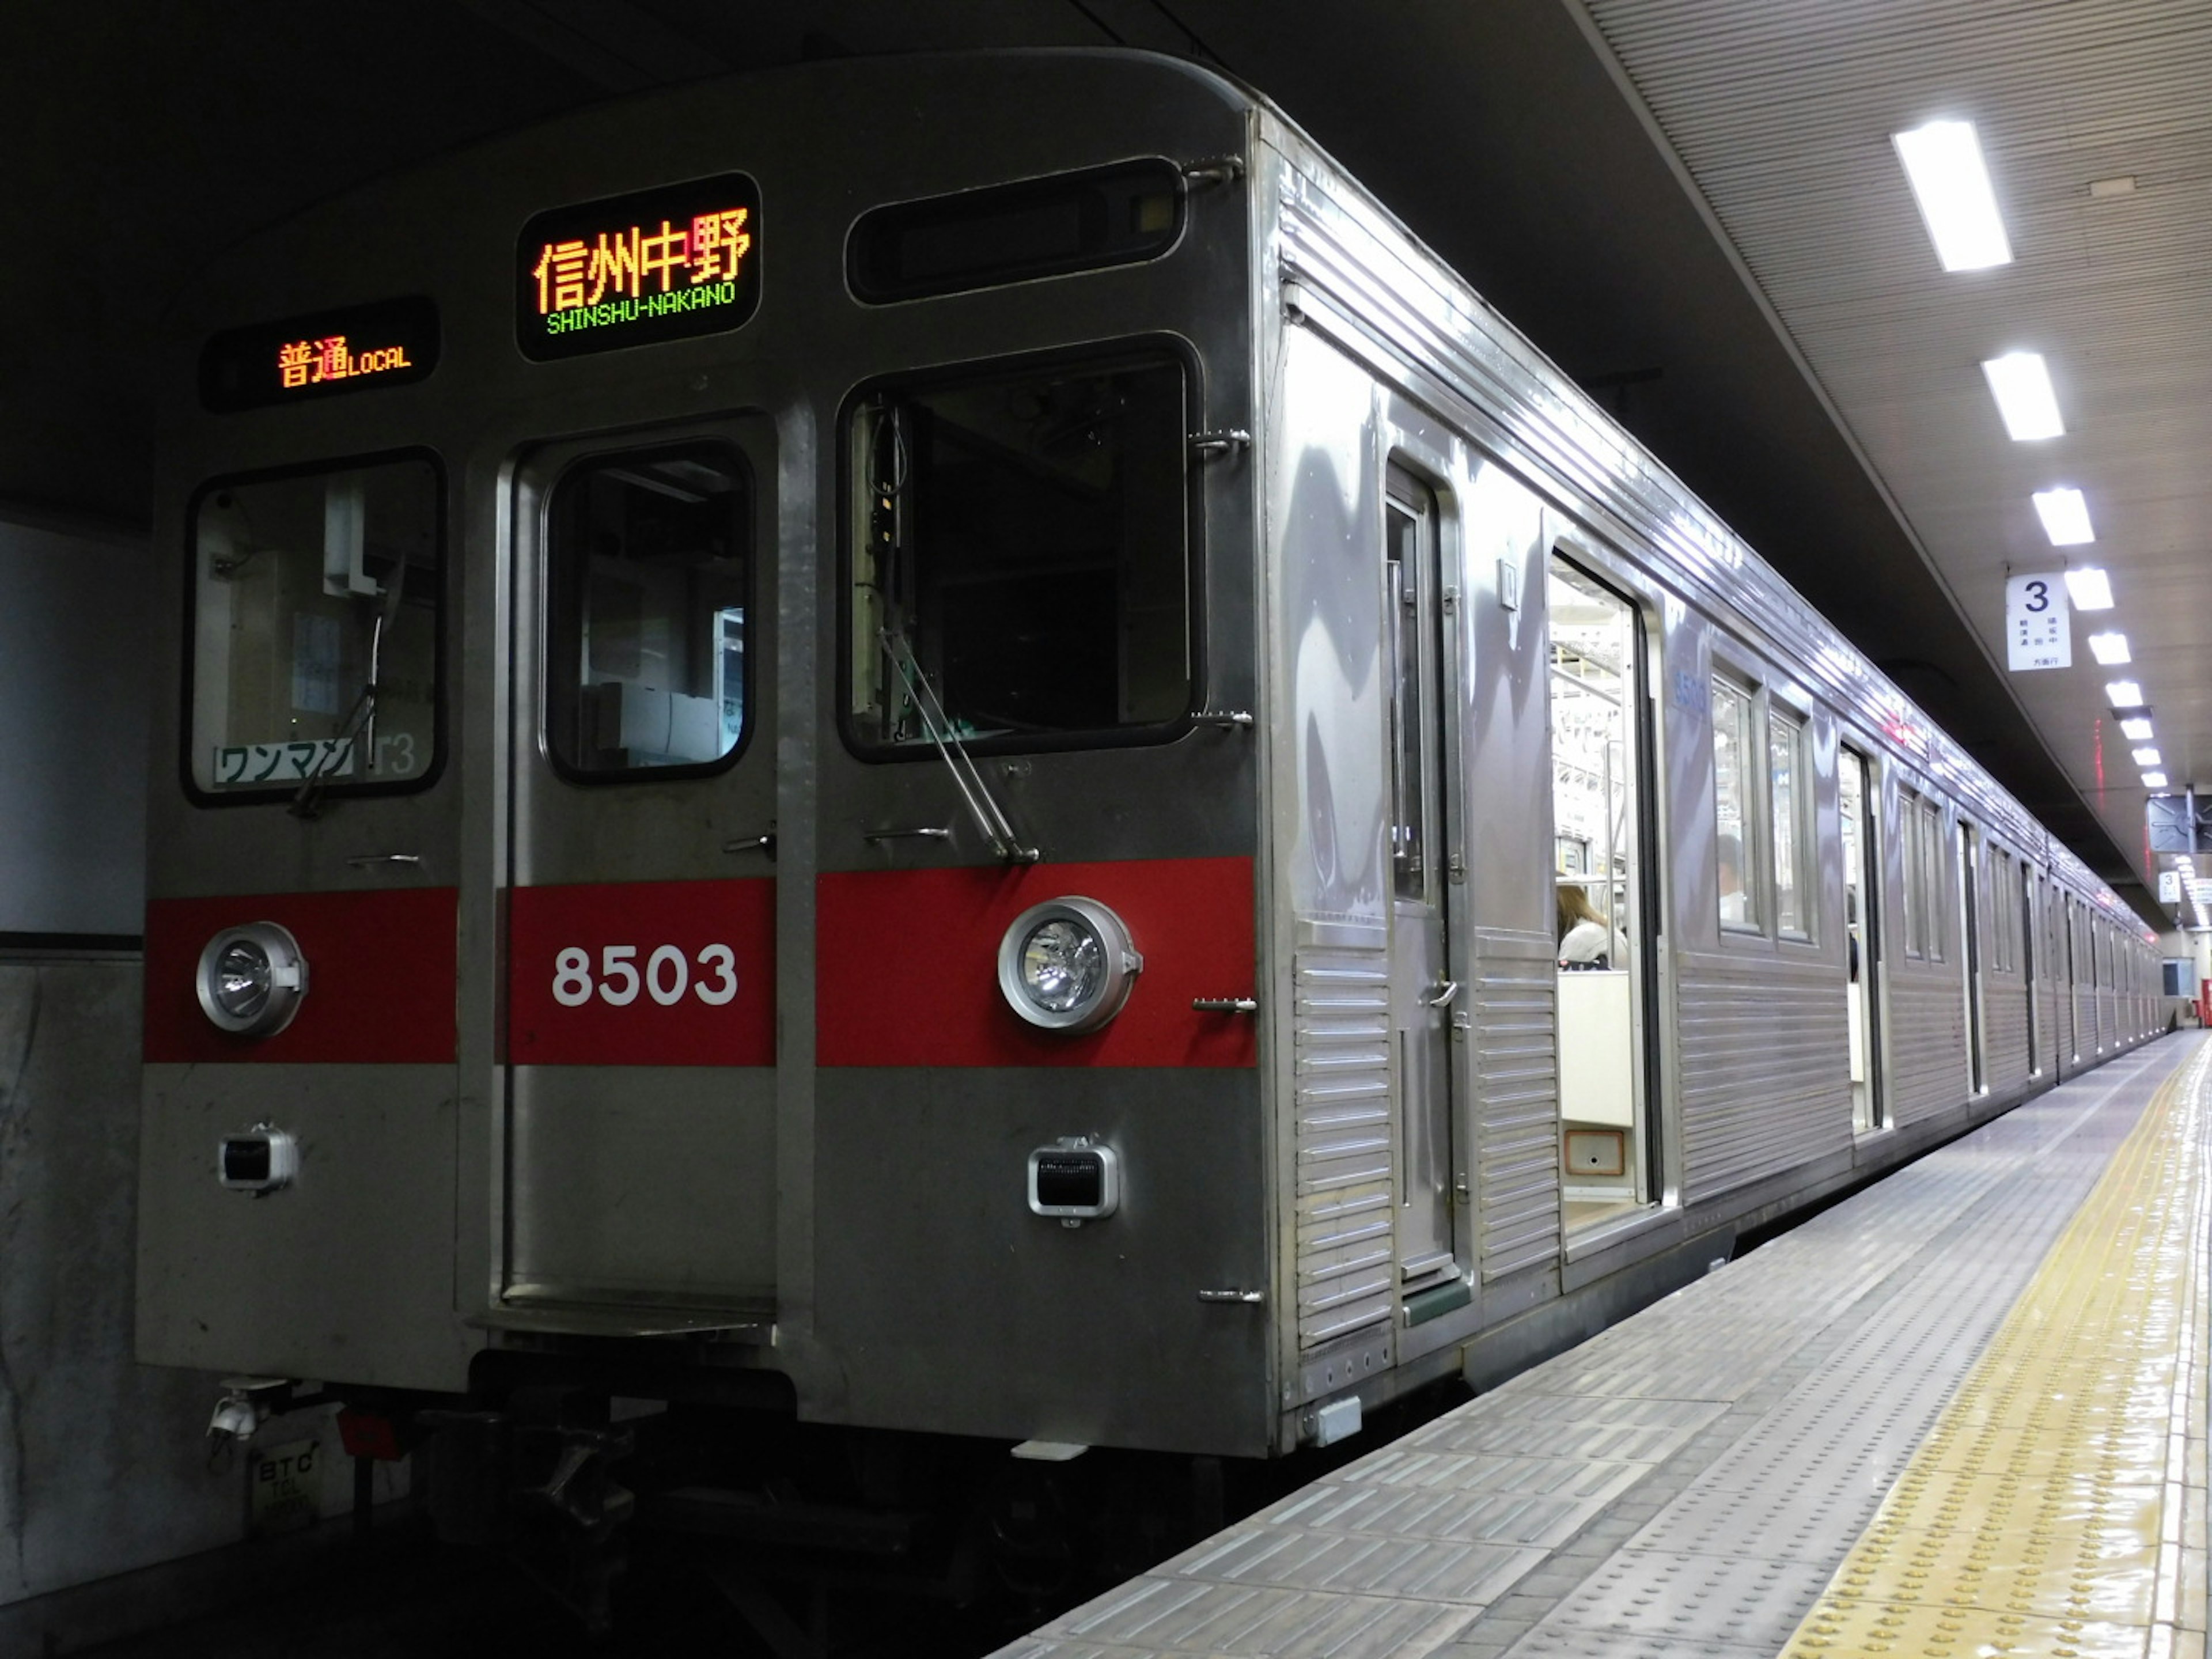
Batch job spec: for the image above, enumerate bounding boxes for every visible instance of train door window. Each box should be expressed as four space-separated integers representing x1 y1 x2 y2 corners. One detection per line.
1839 747 1884 1131
1960 822 1987 1093
1711 676 1760 932
844 351 1190 755
189 455 441 798
1768 706 1809 939
1385 469 1456 1288
1924 800 1948 960
1550 555 1653 1232
544 444 751 777
1898 788 1923 959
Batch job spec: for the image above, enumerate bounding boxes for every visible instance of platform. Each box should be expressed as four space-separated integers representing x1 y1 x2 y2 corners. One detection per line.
1000 1033 2210 1659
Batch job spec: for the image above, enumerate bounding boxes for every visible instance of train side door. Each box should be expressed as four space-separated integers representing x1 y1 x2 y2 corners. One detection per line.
1840 746 1885 1131
1548 555 1656 1228
500 422 779 1321
1384 468 1458 1290
1960 821 1987 1092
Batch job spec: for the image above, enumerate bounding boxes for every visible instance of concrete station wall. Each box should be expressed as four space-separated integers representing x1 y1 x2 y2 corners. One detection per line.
0 518 402 1652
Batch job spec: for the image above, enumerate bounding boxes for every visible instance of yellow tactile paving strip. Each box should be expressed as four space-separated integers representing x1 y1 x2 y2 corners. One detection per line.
1782 1043 2212 1659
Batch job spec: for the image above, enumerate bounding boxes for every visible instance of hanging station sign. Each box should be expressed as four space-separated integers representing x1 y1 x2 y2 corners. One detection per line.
2004 572 2071 671
516 173 760 361
199 297 440 413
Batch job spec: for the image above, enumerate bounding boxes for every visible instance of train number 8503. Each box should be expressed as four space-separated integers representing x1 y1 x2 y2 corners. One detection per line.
551 944 740 1008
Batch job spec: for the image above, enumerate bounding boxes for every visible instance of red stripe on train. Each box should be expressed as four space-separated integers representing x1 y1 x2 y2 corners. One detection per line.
507 877 775 1066
816 857 1256 1068
143 889 459 1065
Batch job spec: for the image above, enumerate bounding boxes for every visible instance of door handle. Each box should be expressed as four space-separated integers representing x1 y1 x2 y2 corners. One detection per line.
1425 980 1460 1008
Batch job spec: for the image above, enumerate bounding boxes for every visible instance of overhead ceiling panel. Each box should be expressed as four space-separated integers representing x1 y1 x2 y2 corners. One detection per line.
1572 0 2212 911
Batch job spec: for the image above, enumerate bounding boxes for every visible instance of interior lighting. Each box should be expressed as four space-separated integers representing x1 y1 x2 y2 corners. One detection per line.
2120 717 2154 741
1981 352 2065 440
1894 120 2014 271
2107 680 2145 707
2131 747 2161 767
2089 632 2132 665
2145 771 2169 788
2063 567 2114 609
2032 487 2096 546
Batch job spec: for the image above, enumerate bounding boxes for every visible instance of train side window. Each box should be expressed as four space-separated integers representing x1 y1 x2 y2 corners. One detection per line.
1768 705 1809 938
544 442 751 777
845 351 1190 755
188 454 441 800
1900 786 1927 959
1922 799 1947 960
1711 675 1760 931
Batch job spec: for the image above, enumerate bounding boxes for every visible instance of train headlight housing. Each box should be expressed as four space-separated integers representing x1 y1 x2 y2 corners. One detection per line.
998 898 1142 1034
195 922 309 1038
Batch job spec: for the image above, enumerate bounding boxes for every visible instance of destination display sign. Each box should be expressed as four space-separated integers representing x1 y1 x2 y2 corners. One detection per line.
517 173 760 361
199 297 439 413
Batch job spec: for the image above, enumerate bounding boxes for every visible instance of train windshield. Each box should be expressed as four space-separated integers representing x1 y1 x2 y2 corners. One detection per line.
188 456 441 799
846 352 1191 753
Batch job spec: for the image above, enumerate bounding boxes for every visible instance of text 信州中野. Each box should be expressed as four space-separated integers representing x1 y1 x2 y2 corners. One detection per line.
530 207 752 318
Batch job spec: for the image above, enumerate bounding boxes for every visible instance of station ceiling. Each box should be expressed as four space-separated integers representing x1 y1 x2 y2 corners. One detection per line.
7 0 2201 925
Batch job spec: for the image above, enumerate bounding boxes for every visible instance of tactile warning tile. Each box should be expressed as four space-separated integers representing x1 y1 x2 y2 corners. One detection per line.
1779 1042 2212 1659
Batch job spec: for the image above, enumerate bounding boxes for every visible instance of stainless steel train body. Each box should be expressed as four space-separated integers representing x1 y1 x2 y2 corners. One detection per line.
139 51 2160 1475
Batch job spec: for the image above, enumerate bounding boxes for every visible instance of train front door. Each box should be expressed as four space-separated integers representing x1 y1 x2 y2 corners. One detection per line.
1385 468 1459 1290
500 422 780 1320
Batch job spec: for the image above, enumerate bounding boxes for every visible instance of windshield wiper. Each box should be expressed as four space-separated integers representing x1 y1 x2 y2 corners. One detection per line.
290 567 407 820
880 627 1038 865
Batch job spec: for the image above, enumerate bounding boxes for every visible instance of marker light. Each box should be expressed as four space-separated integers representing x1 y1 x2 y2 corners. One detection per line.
2131 747 2161 767
997 897 1142 1035
2089 632 2132 665
2106 680 2144 707
2032 487 2095 546
2063 567 2114 609
2144 772 2169 788
1981 352 2065 440
1894 120 2013 271
195 922 309 1038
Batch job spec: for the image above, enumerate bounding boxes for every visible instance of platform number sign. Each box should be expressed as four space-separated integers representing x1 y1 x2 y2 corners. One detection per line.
2006 573 2071 671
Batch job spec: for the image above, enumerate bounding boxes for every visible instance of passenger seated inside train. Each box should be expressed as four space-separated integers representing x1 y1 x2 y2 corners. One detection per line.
1556 884 1627 971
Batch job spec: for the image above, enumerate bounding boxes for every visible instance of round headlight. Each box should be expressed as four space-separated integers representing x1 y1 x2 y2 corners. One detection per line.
998 898 1142 1034
195 922 308 1038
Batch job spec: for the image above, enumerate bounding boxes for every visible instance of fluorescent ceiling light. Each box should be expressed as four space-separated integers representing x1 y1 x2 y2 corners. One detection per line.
2145 771 2169 787
2121 717 2154 741
2088 632 2131 665
1981 353 2065 440
1894 120 2014 271
2032 487 2095 545
2063 567 2113 609
2107 680 2145 707
2131 747 2161 767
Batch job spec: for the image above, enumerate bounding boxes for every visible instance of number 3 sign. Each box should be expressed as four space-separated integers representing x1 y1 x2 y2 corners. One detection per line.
508 878 774 1065
2006 573 2071 671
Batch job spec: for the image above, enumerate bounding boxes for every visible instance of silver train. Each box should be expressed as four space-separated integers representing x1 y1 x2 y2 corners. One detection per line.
139 48 2158 1613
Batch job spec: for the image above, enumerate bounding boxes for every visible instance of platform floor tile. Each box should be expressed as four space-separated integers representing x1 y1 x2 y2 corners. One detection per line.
1001 1040 2199 1659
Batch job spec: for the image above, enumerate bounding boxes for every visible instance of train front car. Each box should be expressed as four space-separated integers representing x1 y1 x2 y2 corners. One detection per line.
139 52 1274 1613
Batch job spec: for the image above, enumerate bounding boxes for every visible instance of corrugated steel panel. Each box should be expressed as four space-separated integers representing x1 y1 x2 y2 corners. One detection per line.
1291 948 1395 1349
1982 966 2032 1097
1674 952 1851 1202
1471 935 1560 1283
1887 963 1970 1124
1573 0 2212 887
